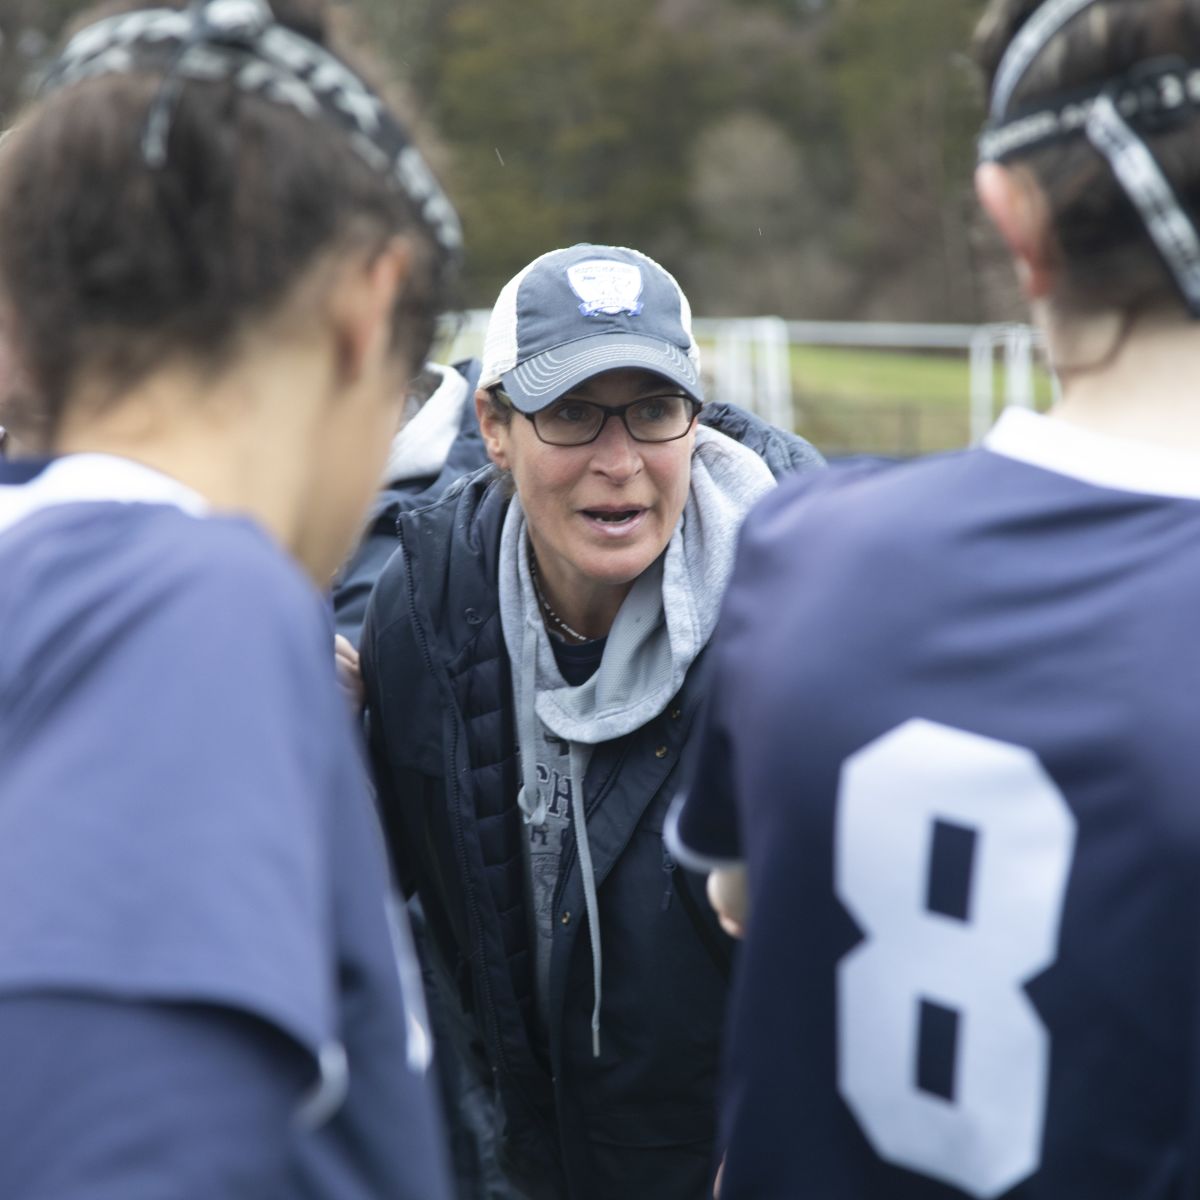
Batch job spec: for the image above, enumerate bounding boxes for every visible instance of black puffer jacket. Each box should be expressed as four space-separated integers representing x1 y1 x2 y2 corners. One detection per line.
361 404 823 1200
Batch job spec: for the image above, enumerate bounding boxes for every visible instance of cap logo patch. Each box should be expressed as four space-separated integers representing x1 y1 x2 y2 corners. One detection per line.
566 260 644 318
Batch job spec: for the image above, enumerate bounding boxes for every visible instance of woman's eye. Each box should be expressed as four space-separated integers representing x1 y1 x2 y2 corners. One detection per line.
551 402 589 423
637 397 683 422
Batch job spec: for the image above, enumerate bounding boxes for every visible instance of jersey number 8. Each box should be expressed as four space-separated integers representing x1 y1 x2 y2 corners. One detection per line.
835 719 1076 1198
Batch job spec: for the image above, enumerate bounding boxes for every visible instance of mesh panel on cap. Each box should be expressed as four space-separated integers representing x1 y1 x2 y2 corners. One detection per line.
479 249 556 388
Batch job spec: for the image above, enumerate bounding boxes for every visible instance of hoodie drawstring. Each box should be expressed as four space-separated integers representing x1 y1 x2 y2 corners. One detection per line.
569 741 603 1058
515 588 603 1057
516 614 548 828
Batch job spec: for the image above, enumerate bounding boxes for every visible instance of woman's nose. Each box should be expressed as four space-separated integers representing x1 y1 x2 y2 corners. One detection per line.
588 413 642 480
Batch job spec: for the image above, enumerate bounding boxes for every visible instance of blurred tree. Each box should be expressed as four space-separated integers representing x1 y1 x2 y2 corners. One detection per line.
425 0 715 303
0 0 1009 322
351 0 452 100
825 0 986 319
0 0 89 125
667 0 855 315
688 110 855 317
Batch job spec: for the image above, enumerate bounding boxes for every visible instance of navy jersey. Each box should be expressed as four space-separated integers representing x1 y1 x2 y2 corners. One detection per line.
670 409 1200 1199
0 454 451 1200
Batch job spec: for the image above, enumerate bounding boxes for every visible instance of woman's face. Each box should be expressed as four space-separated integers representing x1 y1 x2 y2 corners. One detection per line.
479 367 697 612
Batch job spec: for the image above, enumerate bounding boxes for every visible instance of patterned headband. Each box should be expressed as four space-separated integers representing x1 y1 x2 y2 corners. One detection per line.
38 0 462 260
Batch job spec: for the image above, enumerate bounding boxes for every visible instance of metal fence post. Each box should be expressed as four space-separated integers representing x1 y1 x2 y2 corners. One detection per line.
1004 324 1035 410
969 326 997 445
754 316 794 430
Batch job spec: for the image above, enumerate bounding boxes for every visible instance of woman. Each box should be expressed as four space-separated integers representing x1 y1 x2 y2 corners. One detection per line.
0 1 458 1196
670 1 1200 1197
361 243 824 1199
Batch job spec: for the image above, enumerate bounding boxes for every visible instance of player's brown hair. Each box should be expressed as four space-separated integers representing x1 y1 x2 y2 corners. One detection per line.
0 0 453 438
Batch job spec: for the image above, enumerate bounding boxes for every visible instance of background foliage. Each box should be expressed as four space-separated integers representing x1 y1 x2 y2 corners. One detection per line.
0 0 1018 320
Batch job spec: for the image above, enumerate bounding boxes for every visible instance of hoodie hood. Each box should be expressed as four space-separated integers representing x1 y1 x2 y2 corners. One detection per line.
381 362 471 488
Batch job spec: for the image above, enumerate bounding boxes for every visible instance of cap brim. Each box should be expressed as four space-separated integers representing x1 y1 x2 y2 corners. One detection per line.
501 333 703 413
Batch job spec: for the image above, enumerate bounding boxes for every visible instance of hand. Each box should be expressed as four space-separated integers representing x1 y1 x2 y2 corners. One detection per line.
334 635 364 713
706 867 748 939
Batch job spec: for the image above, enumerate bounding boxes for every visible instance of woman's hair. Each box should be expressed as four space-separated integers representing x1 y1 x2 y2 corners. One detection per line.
975 0 1200 314
483 387 513 427
0 0 456 436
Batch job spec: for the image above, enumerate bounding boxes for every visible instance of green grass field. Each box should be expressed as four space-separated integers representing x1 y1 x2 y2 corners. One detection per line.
785 345 1056 457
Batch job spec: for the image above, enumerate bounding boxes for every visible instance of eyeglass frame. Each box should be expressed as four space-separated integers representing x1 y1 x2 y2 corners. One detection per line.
490 387 702 447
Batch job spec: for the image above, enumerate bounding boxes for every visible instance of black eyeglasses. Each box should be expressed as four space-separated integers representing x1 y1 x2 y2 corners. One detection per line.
493 389 701 447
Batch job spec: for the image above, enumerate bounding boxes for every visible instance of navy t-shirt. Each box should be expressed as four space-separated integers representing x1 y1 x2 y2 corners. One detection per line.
0 454 451 1199
670 410 1200 1199
550 634 607 686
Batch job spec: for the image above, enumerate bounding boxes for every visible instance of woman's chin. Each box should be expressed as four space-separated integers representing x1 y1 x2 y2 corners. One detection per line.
572 545 665 590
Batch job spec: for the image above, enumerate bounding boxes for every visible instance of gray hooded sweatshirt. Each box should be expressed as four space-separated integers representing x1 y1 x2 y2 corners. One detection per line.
498 424 776 1056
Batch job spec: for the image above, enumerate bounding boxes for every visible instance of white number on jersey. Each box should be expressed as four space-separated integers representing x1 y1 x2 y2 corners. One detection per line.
835 719 1076 1198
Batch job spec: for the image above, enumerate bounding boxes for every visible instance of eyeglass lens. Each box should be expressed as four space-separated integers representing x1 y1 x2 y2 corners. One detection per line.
533 395 696 445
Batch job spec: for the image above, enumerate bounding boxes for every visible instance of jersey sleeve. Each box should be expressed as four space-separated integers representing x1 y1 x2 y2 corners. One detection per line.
0 523 342 1060
666 681 745 872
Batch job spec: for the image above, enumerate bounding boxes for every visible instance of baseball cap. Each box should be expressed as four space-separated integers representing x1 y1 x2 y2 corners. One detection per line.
479 244 703 413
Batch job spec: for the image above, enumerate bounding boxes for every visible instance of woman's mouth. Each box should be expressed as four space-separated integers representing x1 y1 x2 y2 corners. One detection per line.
580 507 648 537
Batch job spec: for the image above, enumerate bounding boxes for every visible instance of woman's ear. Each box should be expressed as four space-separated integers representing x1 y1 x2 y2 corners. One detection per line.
975 162 1057 301
475 388 511 469
331 238 413 387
